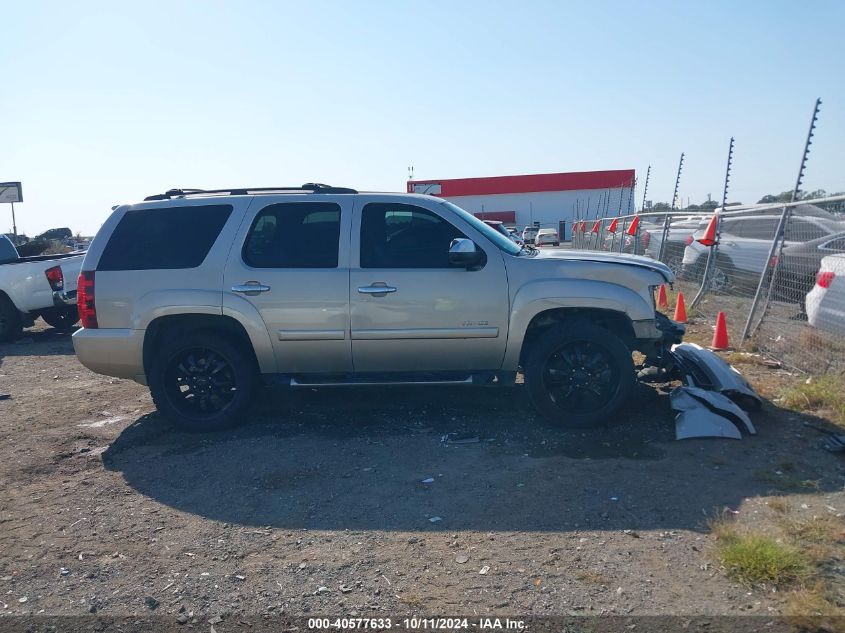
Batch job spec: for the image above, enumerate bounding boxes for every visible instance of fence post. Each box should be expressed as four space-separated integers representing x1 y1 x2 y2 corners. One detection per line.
690 212 721 309
741 98 821 343
657 213 672 261
616 217 628 252
691 137 734 310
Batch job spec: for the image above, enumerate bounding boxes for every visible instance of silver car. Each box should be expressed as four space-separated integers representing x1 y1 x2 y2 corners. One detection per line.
73 184 676 431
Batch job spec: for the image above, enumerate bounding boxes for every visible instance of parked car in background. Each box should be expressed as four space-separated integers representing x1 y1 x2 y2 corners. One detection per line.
643 215 709 273
806 253 845 335
601 227 651 255
483 220 524 246
535 228 560 246
0 234 83 341
776 231 845 304
522 225 539 244
680 214 845 293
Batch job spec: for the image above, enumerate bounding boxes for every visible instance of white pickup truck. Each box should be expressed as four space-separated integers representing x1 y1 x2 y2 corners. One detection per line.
0 234 84 341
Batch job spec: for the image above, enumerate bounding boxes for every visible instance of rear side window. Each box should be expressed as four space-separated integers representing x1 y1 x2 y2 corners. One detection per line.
784 221 829 242
98 205 232 271
738 218 778 240
822 237 845 251
720 219 743 236
243 202 341 268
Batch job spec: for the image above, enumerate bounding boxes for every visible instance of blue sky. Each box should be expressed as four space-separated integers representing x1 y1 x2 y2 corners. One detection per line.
1 0 843 235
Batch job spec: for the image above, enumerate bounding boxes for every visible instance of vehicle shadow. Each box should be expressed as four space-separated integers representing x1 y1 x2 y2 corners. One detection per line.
0 327 77 364
103 383 840 532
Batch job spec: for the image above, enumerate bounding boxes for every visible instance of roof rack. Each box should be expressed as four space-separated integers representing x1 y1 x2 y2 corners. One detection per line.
144 183 357 201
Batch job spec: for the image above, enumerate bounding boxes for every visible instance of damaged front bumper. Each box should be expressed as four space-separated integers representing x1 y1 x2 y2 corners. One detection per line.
637 313 762 440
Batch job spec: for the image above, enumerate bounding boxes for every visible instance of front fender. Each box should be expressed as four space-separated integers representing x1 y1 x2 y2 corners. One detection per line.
502 279 654 370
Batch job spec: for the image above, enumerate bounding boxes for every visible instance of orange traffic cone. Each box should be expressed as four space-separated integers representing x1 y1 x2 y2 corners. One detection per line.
657 284 669 309
591 220 601 233
697 214 719 246
674 292 687 323
607 217 619 233
711 311 730 350
626 215 640 235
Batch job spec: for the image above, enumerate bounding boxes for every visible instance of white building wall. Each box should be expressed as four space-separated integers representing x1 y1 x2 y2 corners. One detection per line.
444 188 635 240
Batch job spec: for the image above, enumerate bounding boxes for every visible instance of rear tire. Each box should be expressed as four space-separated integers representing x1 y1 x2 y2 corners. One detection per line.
0 295 22 343
40 306 79 332
524 322 635 428
148 330 259 432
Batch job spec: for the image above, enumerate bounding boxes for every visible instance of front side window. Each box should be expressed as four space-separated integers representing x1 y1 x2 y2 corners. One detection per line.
360 203 469 268
441 201 522 255
243 202 340 268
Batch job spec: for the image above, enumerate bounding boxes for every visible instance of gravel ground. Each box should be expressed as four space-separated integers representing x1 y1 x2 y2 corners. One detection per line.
1 321 844 626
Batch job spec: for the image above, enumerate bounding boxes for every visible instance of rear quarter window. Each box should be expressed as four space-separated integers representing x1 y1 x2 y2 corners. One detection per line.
97 204 232 271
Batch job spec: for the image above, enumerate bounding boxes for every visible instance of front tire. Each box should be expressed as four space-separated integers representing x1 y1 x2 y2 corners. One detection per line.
524 322 635 428
148 330 259 432
40 306 80 331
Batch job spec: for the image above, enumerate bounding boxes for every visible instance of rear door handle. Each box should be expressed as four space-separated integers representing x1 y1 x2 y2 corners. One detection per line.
232 282 271 296
358 284 397 297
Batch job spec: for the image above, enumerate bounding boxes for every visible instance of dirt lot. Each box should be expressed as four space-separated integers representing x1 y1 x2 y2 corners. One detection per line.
1 320 844 628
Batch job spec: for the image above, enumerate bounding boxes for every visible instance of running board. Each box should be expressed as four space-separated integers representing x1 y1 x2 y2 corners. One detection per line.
289 375 475 388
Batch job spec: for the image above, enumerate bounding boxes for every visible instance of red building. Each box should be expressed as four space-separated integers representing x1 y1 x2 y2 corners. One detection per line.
408 169 635 240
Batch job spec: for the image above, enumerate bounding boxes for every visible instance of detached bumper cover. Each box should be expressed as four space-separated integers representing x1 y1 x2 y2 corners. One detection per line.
670 342 762 409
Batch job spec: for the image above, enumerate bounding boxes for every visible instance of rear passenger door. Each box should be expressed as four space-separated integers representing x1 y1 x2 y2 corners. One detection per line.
223 196 353 373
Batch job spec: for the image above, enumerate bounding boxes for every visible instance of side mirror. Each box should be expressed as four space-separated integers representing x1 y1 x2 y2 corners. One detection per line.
449 238 484 270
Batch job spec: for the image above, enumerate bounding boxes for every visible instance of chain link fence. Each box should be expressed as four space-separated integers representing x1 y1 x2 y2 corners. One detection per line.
571 195 845 375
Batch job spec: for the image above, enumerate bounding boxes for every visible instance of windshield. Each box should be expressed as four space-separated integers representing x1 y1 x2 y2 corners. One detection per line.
440 201 522 255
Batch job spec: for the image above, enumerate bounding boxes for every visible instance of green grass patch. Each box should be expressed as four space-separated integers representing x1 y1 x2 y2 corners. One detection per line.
717 532 810 587
780 375 845 427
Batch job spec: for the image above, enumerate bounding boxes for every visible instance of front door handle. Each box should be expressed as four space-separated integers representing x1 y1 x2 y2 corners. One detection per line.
358 283 397 297
232 281 271 296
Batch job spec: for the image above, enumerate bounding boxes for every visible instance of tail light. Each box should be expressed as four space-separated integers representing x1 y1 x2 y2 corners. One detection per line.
44 266 64 291
642 232 651 248
816 271 835 289
77 271 98 328
685 235 694 246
